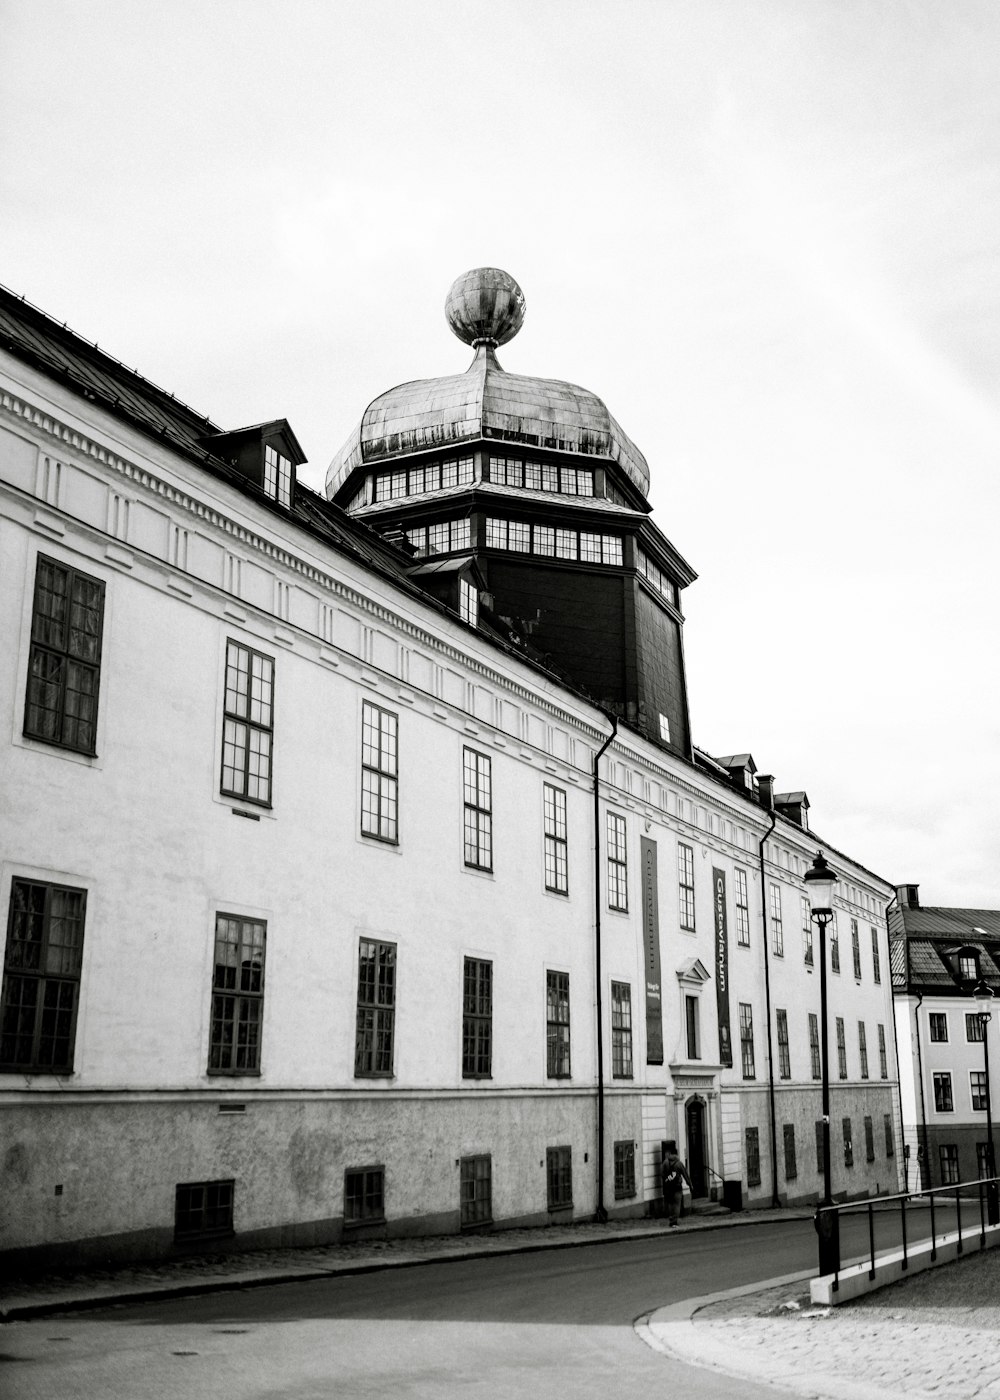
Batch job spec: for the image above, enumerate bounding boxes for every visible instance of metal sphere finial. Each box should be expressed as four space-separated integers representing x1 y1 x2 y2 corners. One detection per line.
445 268 525 348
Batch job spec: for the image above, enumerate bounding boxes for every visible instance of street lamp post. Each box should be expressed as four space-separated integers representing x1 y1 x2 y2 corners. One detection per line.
805 851 840 1277
973 977 998 1226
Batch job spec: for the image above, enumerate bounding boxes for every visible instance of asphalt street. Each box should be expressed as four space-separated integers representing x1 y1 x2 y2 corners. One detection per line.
0 1216 902 1400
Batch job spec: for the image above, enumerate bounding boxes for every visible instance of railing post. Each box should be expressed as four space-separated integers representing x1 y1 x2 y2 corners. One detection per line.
901 1194 908 1271
929 1189 937 1261
956 1186 963 1255
868 1202 876 1279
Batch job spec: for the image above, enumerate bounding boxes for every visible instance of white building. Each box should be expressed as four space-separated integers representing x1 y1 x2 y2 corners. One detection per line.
0 271 901 1270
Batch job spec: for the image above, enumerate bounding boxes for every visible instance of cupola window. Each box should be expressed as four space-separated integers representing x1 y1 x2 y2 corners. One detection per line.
487 456 593 497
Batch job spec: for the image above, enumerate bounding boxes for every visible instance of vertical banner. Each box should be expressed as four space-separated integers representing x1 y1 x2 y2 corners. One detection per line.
713 867 733 1067
641 837 664 1064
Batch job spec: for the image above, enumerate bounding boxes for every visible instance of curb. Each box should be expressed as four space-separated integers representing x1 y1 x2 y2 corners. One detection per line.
1 1209 813 1322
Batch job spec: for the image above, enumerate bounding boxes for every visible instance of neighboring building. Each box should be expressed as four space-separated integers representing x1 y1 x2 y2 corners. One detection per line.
890 884 1000 1190
0 269 901 1271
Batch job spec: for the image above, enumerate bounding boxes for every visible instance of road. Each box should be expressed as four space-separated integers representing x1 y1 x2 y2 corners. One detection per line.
0 1209 964 1400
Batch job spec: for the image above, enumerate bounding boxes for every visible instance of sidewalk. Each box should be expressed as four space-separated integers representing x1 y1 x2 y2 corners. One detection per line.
646 1237 1000 1400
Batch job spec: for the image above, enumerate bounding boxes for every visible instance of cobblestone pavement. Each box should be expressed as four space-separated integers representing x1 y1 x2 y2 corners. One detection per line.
0 1207 805 1319
647 1241 1000 1400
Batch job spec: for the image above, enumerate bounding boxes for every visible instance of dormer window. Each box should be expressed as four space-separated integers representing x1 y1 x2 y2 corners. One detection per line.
460 578 479 627
958 953 978 982
264 445 292 507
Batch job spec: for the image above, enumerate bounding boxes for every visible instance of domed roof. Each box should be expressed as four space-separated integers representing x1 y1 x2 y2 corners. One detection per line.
325 269 650 500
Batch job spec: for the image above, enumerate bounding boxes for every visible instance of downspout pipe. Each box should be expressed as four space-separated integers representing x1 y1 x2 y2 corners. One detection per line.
756 777 780 1208
593 709 618 1224
913 991 929 1190
883 892 908 1186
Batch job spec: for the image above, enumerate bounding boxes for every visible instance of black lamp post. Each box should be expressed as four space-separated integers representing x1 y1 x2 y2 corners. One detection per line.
805 850 840 1276
972 976 998 1226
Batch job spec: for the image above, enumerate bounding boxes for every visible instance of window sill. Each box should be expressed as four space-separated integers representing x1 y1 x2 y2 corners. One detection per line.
206 1069 262 1078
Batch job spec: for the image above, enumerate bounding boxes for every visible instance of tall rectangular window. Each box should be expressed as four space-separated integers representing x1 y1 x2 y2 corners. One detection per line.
735 868 750 947
933 1072 953 1113
739 1002 755 1079
769 884 784 956
836 1017 847 1079
830 915 840 973
967 1013 986 1043
843 1117 854 1168
776 1008 791 1079
355 939 396 1076
459 577 478 627
547 1146 573 1209
939 1144 959 1185
685 995 701 1060
808 1012 821 1079
864 1115 875 1163
543 784 568 894
460 1155 492 1227
221 640 274 806
607 812 628 912
878 1023 888 1079
851 919 862 979
783 1123 797 1181
24 555 105 755
614 1141 636 1198
977 1143 991 1179
1 879 86 1073
858 1021 869 1079
263 444 292 506
463 748 493 871
929 1013 948 1042
971 1070 988 1112
209 914 266 1074
678 843 696 930
801 896 813 966
462 957 492 1079
345 1166 385 1224
611 980 633 1078
546 970 571 1078
361 702 398 843
884 1114 894 1158
745 1126 761 1187
871 925 881 983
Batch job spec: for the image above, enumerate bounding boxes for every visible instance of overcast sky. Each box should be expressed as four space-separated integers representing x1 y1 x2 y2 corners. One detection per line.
3 0 999 908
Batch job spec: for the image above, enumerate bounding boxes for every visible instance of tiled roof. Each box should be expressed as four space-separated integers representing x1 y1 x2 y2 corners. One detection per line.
900 907 1000 938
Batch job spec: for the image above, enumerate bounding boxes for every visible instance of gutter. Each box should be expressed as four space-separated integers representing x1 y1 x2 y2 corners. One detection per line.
756 784 780 1208
593 709 618 1223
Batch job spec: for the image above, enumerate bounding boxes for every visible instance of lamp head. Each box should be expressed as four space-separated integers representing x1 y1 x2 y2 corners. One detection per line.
804 851 837 919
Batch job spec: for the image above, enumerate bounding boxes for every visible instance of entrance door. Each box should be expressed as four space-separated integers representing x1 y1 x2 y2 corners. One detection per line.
685 1098 707 1198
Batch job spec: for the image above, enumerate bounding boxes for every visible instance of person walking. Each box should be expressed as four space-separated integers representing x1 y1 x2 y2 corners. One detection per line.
661 1140 692 1227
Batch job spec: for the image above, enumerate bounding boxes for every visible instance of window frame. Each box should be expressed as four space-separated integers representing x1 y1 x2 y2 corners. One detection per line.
208 912 266 1076
23 554 105 757
174 1179 235 1241
864 1115 875 1163
830 914 840 974
745 1126 761 1187
808 1012 821 1080
835 1016 847 1080
843 1116 854 1169
871 925 881 982
220 639 275 808
1 877 87 1074
546 969 571 1079
685 994 701 1062
606 812 628 913
971 1069 988 1112
739 1001 755 1079
801 895 814 966
678 842 696 931
354 938 396 1078
611 980 633 1078
928 1012 948 1043
769 883 784 957
851 918 862 979
460 1154 492 1228
735 867 751 947
939 1144 960 1185
933 1070 954 1113
361 701 399 844
344 1165 385 1225
878 1022 888 1078
858 1021 869 1080
613 1140 636 1199
546 1145 573 1210
967 1013 986 1043
543 783 568 895
462 957 492 1079
783 1122 797 1181
776 1007 791 1079
462 748 493 872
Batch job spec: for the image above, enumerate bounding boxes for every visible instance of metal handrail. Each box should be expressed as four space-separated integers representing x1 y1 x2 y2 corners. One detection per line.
815 1175 1000 1292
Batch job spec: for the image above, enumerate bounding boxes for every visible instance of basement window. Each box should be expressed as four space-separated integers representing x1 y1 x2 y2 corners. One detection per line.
175 1179 234 1241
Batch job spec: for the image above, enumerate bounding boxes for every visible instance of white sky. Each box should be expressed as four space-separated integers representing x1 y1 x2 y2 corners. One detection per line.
3 0 999 907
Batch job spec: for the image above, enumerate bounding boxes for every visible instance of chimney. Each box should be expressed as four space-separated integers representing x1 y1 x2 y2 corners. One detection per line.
756 774 775 810
895 884 920 910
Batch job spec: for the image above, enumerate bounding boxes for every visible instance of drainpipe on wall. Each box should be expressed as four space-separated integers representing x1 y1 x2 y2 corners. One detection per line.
593 709 618 1224
912 991 929 1190
756 776 781 1209
883 892 908 1187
